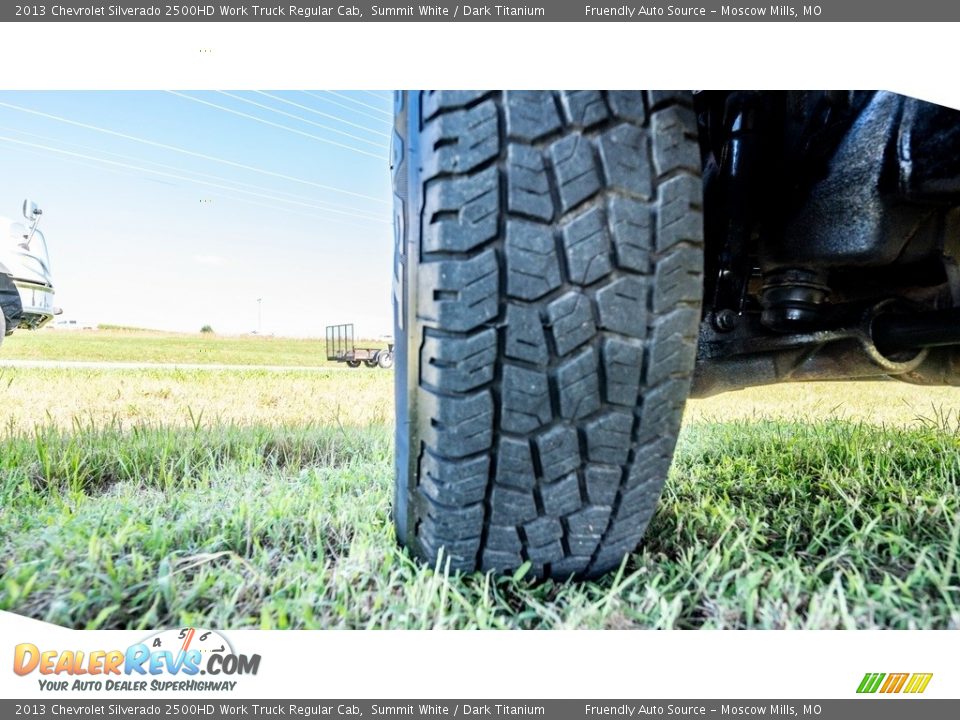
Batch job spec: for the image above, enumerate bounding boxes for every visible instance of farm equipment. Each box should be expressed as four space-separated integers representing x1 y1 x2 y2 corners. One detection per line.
325 323 394 369
0 199 56 348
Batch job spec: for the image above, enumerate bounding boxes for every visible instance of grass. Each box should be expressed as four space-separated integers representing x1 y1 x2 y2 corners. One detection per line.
1 327 389 367
1 362 959 629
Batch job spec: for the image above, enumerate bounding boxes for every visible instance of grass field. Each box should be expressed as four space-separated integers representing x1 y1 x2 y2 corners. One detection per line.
1 331 959 629
1 327 388 367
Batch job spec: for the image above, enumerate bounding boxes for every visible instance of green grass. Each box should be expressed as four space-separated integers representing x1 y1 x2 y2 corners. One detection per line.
1 390 958 628
1 328 388 367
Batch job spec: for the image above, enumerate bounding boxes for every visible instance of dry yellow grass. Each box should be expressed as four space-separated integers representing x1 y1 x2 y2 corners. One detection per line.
687 380 960 427
0 367 393 433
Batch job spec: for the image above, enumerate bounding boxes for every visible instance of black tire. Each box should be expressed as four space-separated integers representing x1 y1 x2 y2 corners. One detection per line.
365 359 379 368
391 91 703 580
346 360 362 368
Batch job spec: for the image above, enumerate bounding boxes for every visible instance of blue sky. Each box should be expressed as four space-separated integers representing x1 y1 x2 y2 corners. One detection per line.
0 90 394 338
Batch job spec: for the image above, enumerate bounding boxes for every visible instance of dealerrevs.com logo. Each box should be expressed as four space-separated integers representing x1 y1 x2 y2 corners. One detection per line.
13 627 261 692
857 672 933 694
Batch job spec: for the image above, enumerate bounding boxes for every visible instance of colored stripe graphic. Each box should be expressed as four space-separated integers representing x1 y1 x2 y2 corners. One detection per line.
857 673 885 693
857 672 932 694
904 673 934 694
880 673 907 693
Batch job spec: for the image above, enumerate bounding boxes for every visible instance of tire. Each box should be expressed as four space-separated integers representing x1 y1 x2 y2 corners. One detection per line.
378 350 394 369
365 359 379 368
346 360 362 368
391 91 704 580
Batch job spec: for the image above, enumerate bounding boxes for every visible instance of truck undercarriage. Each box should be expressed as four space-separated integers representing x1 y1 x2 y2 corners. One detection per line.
692 90 960 396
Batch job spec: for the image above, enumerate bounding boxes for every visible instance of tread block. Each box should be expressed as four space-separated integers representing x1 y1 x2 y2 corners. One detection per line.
620 475 665 519
419 498 484 540
421 328 497 393
646 307 699 386
421 389 494 458
646 90 692 110
656 174 704 252
566 534 602 558
540 472 582 516
418 248 499 332
523 516 564 546
535 425 581 482
560 207 613 285
489 485 538 525
602 337 644 406
585 464 622 506
598 123 653 200
606 92 647 124
423 167 499 253
501 364 552 433
556 346 601 420
423 100 500 178
418 532 482 573
546 291 596 356
559 90 609 128
418 451 489 506
650 105 700 177
422 90 490 120
504 304 549 365
585 410 634 464
566 506 612 536
595 276 648 338
482 550 524 572
625 437 674 488
505 220 562 300
608 196 653 272
653 246 702 313
486 524 523 553
507 144 555 222
527 540 565 564
548 134 601 213
504 90 563 142
495 436 536 490
635 379 689 445
550 556 590 578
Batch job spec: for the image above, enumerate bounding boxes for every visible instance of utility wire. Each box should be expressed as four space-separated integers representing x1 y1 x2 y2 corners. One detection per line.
0 124 386 220
300 91 392 125
0 100 389 204
252 91 390 138
0 135 388 226
0 139 385 234
322 91 393 117
216 91 389 147
166 91 387 160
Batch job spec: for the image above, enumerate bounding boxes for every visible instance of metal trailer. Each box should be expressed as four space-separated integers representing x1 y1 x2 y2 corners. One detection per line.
325 323 394 369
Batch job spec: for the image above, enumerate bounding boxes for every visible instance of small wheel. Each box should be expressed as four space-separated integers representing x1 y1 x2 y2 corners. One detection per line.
377 350 394 369
364 359 379 368
346 360 362 368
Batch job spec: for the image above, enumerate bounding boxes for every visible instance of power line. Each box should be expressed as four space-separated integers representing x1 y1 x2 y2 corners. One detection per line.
252 91 390 138
166 91 387 160
0 138 385 234
300 91 393 125
0 100 389 204
0 135 389 227
0 123 386 220
215 90 389 148
323 91 393 117
361 90 393 102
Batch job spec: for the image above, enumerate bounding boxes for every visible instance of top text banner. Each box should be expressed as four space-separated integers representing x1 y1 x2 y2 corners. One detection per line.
4 1 959 22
